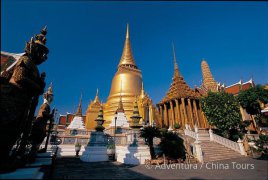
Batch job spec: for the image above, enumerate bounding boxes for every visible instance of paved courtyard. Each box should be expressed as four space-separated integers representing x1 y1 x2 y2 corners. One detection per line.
52 157 267 179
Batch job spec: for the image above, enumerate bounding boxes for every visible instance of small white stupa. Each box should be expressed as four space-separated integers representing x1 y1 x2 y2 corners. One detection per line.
109 94 129 128
109 81 129 129
67 95 86 130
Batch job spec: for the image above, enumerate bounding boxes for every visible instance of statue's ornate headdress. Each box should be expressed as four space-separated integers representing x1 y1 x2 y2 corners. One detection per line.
25 26 49 55
35 26 47 46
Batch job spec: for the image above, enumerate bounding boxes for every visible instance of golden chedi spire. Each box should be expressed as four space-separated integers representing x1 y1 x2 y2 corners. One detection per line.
104 24 142 126
75 93 83 117
201 59 218 92
160 44 199 104
118 23 137 69
93 88 100 103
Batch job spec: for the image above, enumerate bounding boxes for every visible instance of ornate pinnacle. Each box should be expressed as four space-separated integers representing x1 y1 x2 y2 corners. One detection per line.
126 23 129 39
75 93 83 117
47 82 53 95
172 43 181 78
93 88 100 103
118 24 137 68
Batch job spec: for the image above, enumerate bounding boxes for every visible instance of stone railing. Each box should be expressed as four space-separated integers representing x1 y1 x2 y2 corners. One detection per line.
184 128 196 139
209 129 246 156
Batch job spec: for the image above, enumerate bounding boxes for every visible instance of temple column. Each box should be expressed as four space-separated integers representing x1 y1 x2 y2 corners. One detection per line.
179 99 185 127
193 100 200 127
187 99 194 128
175 99 181 125
181 98 188 127
170 101 175 128
159 105 163 127
149 105 153 125
164 103 168 127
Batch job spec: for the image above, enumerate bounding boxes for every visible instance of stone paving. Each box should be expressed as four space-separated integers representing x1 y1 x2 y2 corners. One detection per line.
52 157 268 179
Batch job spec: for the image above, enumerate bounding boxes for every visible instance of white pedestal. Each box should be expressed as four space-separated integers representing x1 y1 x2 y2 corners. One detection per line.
80 146 108 162
116 145 151 165
80 131 108 162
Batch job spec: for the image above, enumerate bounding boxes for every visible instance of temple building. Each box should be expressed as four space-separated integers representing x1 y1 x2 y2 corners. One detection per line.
85 24 157 130
157 46 209 129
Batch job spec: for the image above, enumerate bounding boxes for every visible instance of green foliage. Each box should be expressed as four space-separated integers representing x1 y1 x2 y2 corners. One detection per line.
159 131 185 159
107 144 115 149
140 126 161 159
201 91 241 138
173 123 180 129
75 142 81 147
254 134 268 154
237 85 268 115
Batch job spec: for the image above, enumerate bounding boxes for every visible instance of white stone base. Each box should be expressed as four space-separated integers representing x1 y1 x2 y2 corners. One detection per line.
80 146 108 162
116 145 151 165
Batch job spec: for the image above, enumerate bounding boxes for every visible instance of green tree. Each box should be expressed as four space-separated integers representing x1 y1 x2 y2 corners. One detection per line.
140 126 161 159
201 91 241 138
159 131 185 159
237 85 268 126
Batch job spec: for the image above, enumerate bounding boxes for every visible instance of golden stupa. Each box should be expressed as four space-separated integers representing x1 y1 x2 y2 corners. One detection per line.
85 24 159 129
103 24 143 126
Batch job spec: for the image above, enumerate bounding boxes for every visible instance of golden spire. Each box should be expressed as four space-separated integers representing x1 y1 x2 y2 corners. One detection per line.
201 59 218 92
140 82 145 99
75 93 83 117
93 88 100 103
172 43 181 78
117 81 124 113
118 24 137 68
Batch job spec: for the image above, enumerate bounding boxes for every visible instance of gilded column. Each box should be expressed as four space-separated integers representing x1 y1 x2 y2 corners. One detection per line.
179 99 185 127
164 103 168 127
159 105 163 127
181 98 188 127
187 99 194 128
170 101 175 128
149 105 154 125
193 100 199 127
175 99 181 125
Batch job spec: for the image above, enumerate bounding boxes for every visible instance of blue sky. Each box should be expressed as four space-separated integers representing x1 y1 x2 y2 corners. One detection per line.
2 1 268 115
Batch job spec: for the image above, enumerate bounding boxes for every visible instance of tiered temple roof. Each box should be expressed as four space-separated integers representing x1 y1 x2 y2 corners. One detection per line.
159 45 199 104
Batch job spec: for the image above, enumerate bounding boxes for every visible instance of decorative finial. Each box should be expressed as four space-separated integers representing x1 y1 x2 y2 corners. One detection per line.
41 25 47 35
94 88 100 103
47 82 53 95
126 23 129 39
172 43 180 78
75 93 83 116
